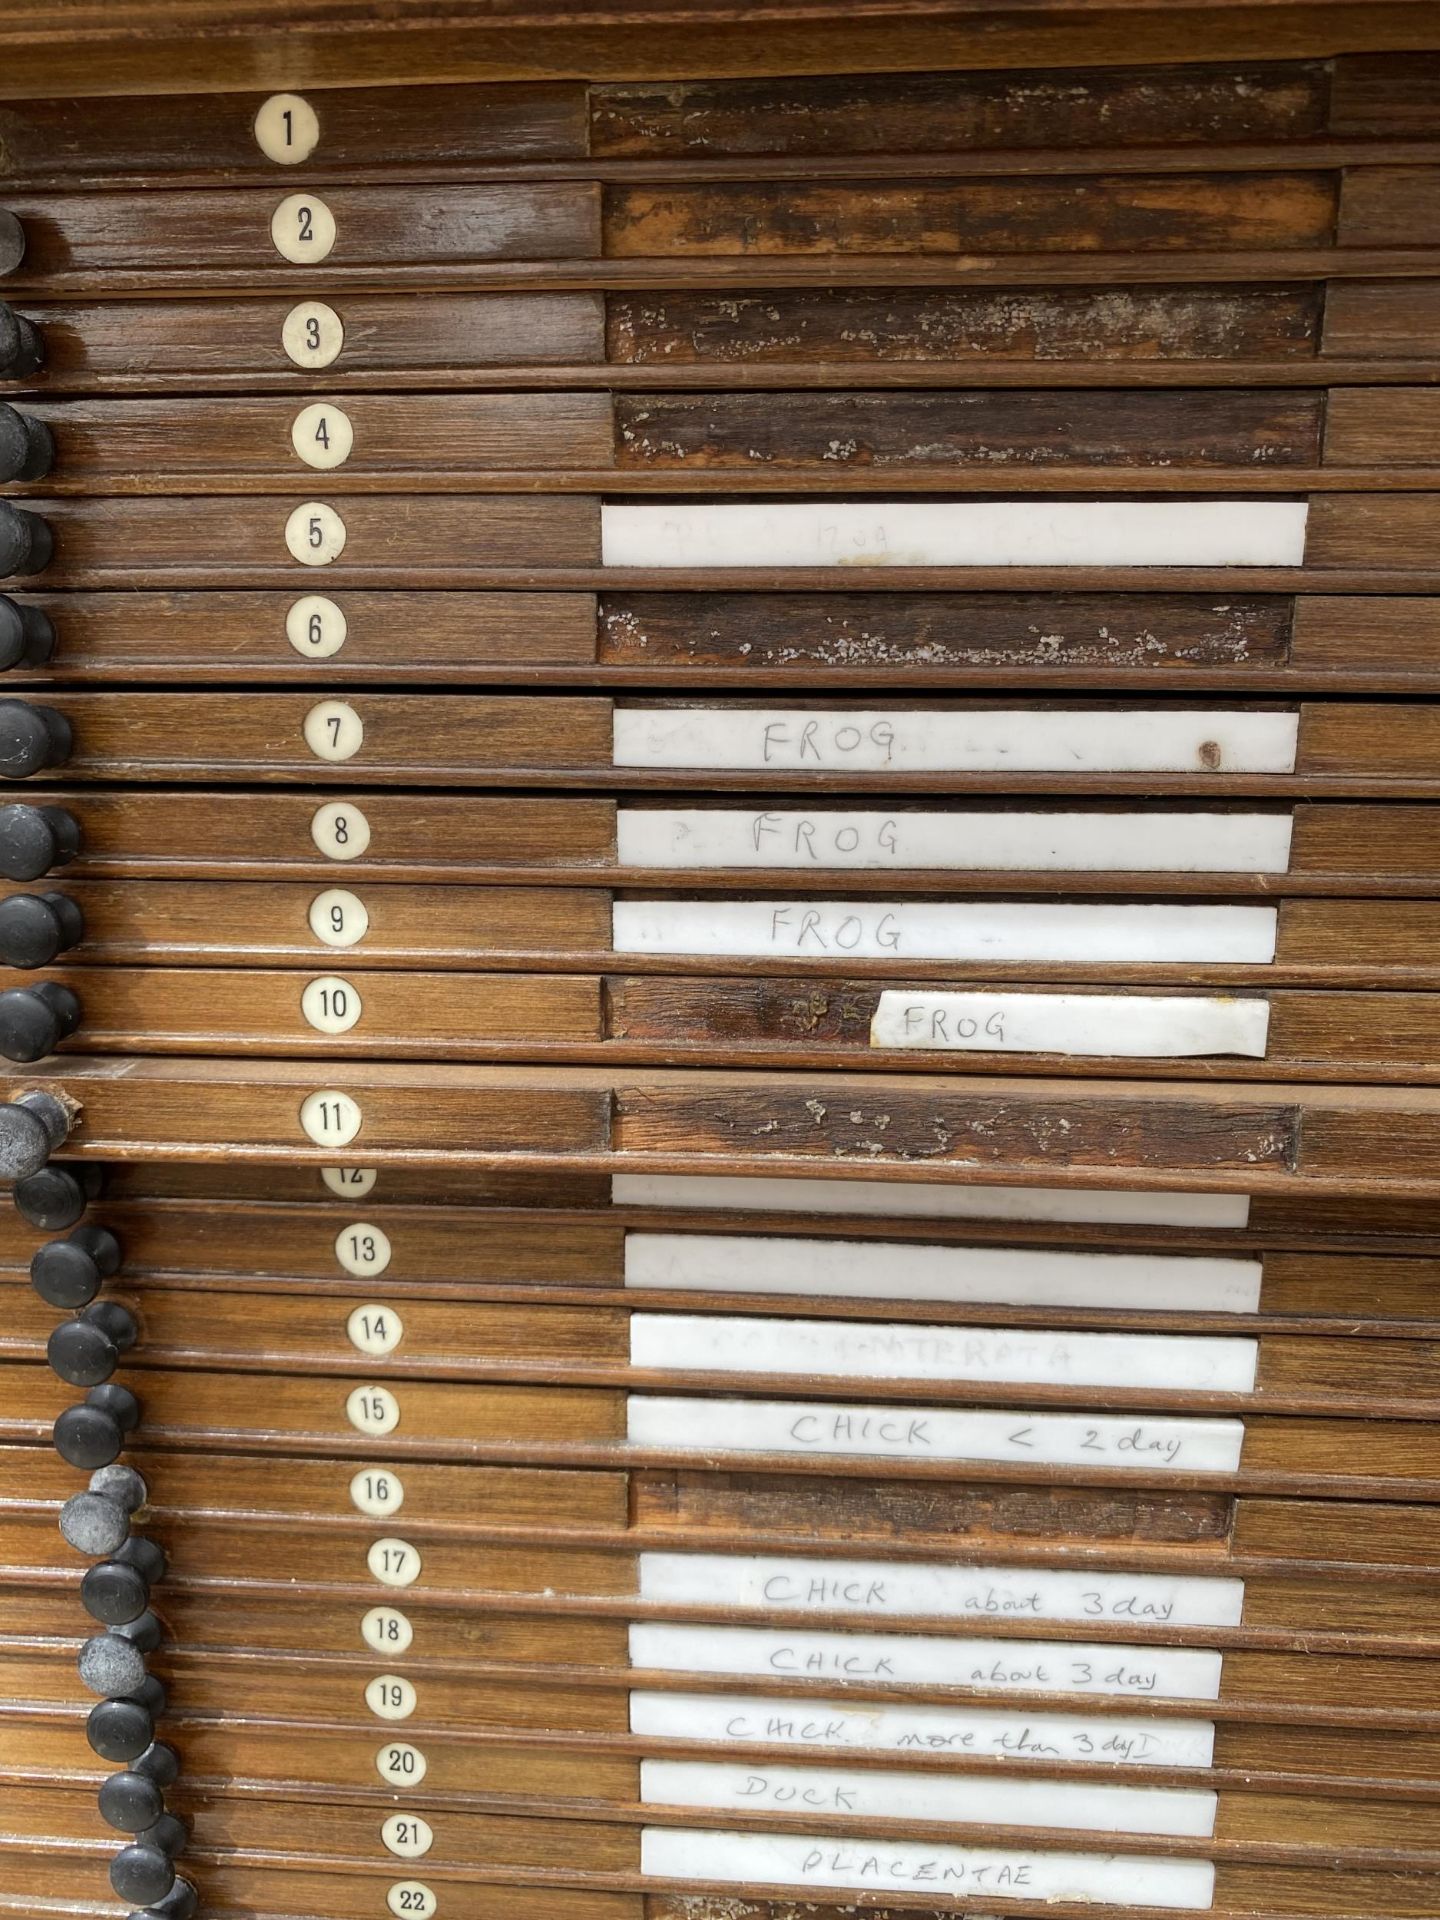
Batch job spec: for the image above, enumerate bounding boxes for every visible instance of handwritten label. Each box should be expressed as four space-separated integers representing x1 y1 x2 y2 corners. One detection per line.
871 990 1269 1060
629 1692 1216 1771
639 1828 1216 1908
625 1234 1262 1314
631 1623 1221 1702
637 1553 1244 1630
626 1396 1246 1473
611 899 1277 964
629 1315 1259 1393
640 1758 1217 1838
613 1174 1251 1231
613 708 1298 775
616 807 1295 874
602 497 1307 571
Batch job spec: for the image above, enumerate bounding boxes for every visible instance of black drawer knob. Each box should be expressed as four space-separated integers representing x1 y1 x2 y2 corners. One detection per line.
132 1741 179 1787
113 1535 165 1587
87 1696 154 1763
0 596 54 670
32 1223 121 1306
126 1877 197 1920
82 1557 150 1625
0 802 81 880
48 1300 137 1386
53 1383 140 1469
0 214 25 277
0 503 51 579
0 978 80 1058
0 405 52 483
91 1461 148 1512
0 699 68 777
78 1627 148 1698
0 1086 73 1177
98 1769 164 1834
59 1487 130 1555
0 890 82 966
114 1608 162 1654
110 1843 175 1907
0 304 43 379
138 1813 187 1860
126 1673 166 1718
14 1158 103 1228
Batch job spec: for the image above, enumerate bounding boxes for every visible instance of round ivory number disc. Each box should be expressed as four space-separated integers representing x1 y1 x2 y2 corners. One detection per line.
387 1882 437 1919
286 594 347 659
367 1537 420 1588
271 191 336 263
382 1815 434 1861
366 1674 418 1722
361 1605 413 1655
308 888 369 949
285 501 347 566
302 974 363 1035
311 801 371 860
350 1467 404 1517
323 1165 377 1197
254 93 320 164
337 1222 393 1278
304 699 363 762
346 1383 400 1436
375 1742 427 1787
301 1088 363 1146
292 402 354 471
347 1303 402 1356
283 299 344 369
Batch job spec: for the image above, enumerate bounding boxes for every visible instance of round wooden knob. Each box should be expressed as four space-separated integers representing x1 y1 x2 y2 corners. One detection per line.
109 1843 175 1907
52 1385 140 1469
0 1087 73 1178
0 596 54 670
14 1159 103 1229
98 1769 164 1834
78 1628 148 1698
87 1697 154 1763
32 1225 121 1307
0 304 43 379
0 802 81 880
0 406 53 483
47 1301 137 1386
0 699 68 777
0 502 51 577
0 891 82 967
59 1489 130 1556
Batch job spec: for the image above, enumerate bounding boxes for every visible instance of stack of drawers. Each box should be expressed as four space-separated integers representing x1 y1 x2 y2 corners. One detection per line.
0 37 1439 1920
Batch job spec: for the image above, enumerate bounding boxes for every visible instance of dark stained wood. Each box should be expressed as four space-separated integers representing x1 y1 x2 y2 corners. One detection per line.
611 390 1323 469
603 175 1338 256
1338 165 1440 244
1329 52 1440 131
599 592 1293 672
0 293 608 391
590 64 1329 157
0 183 602 281
0 83 589 186
605 285 1325 365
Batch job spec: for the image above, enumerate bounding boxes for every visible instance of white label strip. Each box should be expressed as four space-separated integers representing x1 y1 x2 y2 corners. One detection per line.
611 899 1278 964
624 1234 1264 1314
631 1623 1223 1702
602 497 1307 570
630 1691 1217 1770
613 708 1298 774
637 1553 1245 1630
629 1315 1260 1393
870 991 1271 1059
640 1758 1218 1838
639 1827 1216 1909
626 1396 1246 1473
613 1174 1252 1231
616 808 1295 874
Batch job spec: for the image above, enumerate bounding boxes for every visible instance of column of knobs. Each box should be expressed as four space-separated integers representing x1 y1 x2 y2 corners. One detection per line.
0 294 88 1061
0 249 194 1917
25 1198 196 1919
